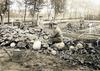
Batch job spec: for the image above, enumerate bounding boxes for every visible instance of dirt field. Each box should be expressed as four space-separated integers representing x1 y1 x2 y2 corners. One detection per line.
0 48 77 71
0 48 93 71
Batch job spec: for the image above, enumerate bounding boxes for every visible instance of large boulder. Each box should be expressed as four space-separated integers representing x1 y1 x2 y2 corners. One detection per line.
33 40 41 50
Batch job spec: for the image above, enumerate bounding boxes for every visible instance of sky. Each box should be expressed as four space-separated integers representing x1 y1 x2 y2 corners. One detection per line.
10 0 100 9
10 0 100 15
10 0 24 10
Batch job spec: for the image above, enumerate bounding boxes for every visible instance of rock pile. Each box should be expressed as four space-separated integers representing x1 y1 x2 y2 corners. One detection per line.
57 46 100 70
0 25 49 49
1 25 100 70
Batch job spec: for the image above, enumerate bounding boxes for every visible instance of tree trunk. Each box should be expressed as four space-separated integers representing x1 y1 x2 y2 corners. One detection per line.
47 8 51 20
7 0 10 24
62 12 65 19
36 12 39 26
24 5 27 22
8 7 10 24
1 15 4 25
54 10 57 20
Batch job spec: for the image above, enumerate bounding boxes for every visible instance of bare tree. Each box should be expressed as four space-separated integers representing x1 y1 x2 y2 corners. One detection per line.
0 0 7 25
7 0 11 24
51 0 65 19
24 0 44 25
24 0 28 21
16 0 23 17
0 0 12 25
26 0 44 17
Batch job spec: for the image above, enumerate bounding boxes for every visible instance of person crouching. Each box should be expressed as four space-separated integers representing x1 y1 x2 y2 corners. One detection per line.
49 24 65 50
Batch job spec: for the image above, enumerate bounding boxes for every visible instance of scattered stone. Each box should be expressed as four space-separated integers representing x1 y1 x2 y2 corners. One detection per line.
52 42 65 49
43 35 48 40
42 43 49 48
76 42 83 48
69 46 75 49
80 66 85 70
10 42 16 47
0 39 4 43
29 28 35 34
17 42 26 48
51 49 57 55
1 41 10 46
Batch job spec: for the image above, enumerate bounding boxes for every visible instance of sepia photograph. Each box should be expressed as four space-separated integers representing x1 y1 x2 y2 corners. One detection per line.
0 0 100 71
